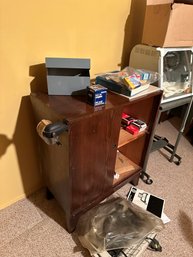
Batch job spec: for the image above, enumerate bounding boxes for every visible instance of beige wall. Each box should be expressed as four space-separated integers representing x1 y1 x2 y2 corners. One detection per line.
0 0 146 209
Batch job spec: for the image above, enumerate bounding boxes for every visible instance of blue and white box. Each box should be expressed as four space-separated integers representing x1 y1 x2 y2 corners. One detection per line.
87 84 107 106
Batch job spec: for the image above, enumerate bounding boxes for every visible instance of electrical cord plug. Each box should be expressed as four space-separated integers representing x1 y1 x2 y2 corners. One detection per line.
146 237 162 252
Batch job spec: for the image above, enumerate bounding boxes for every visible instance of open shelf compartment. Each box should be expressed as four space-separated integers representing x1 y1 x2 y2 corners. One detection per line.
113 151 141 185
118 128 147 148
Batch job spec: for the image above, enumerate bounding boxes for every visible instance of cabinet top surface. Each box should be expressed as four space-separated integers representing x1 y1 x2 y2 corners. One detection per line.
30 89 161 122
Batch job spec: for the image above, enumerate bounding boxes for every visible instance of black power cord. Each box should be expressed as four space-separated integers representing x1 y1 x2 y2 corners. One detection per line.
146 236 162 252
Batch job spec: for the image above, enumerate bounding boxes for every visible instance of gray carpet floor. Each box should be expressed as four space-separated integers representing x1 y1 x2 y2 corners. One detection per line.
1 119 193 257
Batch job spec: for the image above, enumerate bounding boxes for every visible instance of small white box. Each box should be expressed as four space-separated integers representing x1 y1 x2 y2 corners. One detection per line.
129 44 193 103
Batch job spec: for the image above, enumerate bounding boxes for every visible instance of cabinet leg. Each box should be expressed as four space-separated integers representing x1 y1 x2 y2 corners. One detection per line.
66 216 77 233
131 174 140 186
46 188 54 200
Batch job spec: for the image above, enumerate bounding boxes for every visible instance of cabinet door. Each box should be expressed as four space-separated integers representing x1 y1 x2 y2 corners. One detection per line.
69 108 122 214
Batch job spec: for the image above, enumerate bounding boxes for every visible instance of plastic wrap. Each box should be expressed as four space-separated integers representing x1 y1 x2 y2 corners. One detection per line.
98 66 159 87
76 197 164 254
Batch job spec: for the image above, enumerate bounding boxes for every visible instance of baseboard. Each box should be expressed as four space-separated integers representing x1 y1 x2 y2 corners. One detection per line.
0 183 43 210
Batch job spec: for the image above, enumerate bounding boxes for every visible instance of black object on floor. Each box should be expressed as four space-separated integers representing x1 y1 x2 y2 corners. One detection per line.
107 249 127 257
146 237 162 252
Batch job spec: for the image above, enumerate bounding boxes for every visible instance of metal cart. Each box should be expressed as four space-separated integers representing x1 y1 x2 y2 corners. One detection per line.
140 95 193 184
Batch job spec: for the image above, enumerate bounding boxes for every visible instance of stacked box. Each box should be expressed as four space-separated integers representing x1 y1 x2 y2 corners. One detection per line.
142 0 193 47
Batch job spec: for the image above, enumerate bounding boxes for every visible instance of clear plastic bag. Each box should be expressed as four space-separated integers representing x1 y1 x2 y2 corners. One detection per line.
99 66 159 87
76 197 164 254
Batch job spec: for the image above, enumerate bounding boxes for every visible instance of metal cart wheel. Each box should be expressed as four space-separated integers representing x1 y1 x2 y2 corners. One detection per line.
140 172 153 185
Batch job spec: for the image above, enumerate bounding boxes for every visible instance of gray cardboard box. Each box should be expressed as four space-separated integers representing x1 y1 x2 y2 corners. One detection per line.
45 57 90 95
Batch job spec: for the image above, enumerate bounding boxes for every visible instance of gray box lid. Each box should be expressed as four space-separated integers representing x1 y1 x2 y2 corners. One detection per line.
45 57 90 69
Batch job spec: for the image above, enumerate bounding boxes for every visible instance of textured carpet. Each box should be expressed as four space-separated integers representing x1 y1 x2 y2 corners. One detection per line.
0 120 193 257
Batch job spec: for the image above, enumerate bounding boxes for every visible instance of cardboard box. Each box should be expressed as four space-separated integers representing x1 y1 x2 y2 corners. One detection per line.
142 0 193 47
45 57 90 95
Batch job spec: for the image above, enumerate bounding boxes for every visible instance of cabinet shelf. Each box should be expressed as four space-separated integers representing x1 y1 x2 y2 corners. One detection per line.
118 128 146 148
113 151 141 185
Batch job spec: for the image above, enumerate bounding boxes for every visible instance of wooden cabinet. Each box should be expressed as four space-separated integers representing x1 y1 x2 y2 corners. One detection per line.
30 88 162 232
